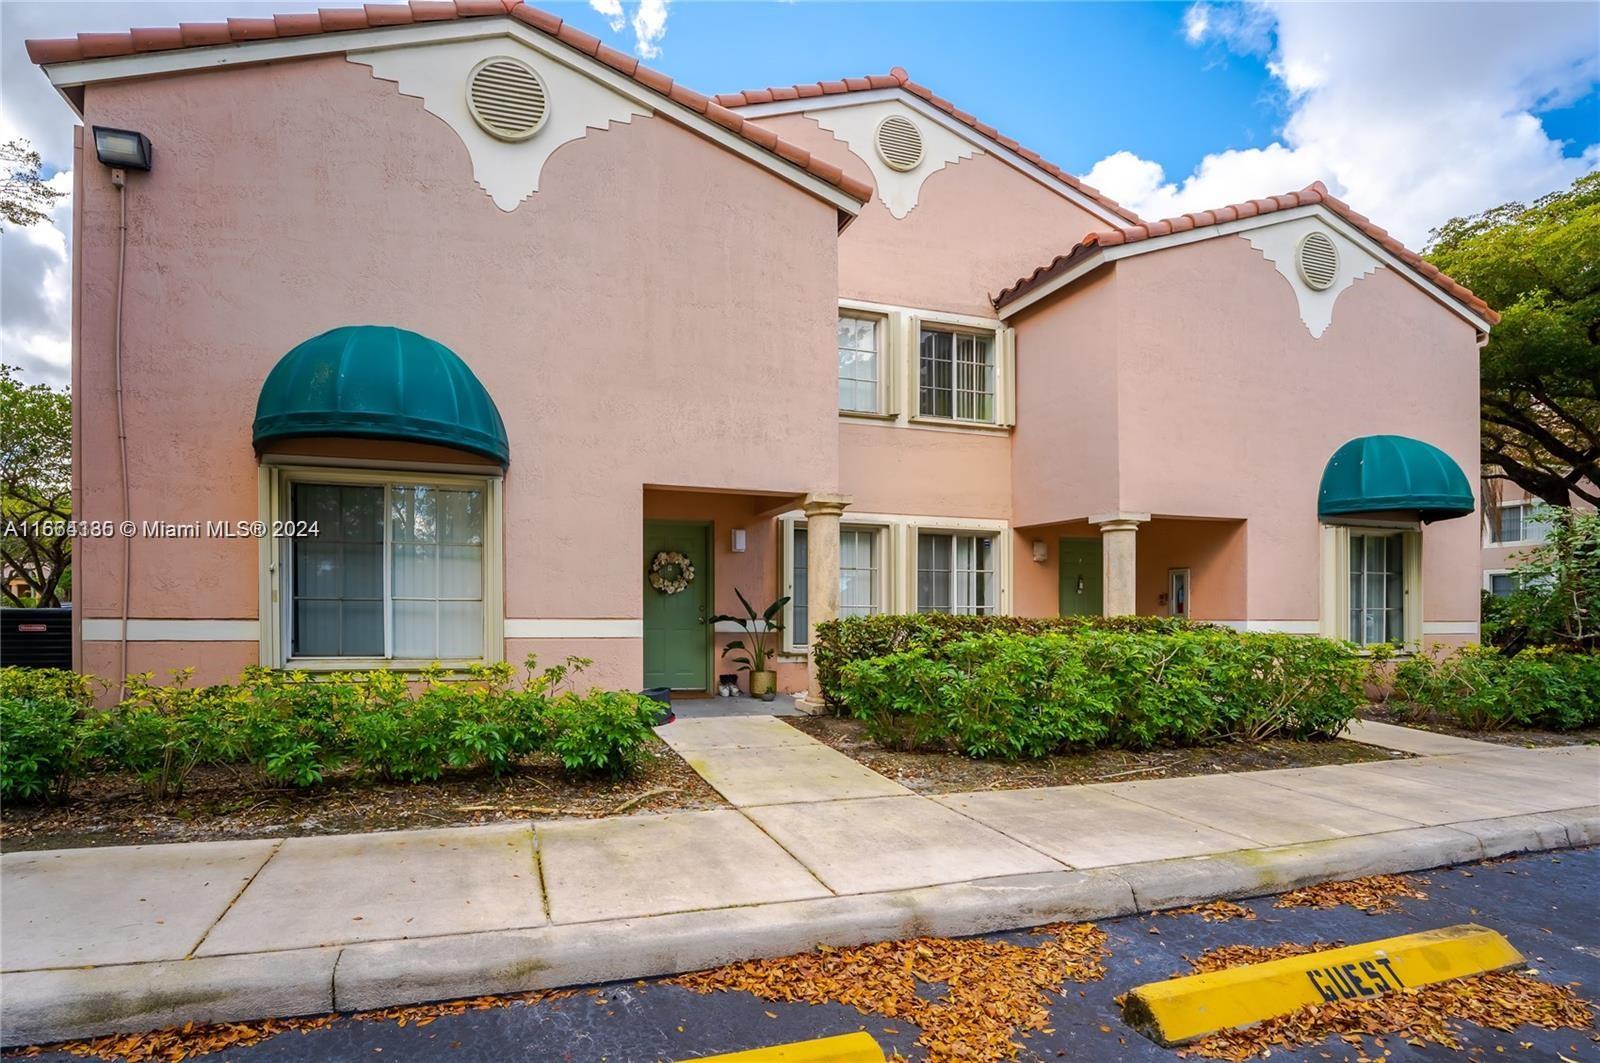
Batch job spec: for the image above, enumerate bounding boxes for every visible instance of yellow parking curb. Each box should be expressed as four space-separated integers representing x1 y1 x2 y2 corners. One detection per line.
684 1031 885 1063
1123 923 1525 1046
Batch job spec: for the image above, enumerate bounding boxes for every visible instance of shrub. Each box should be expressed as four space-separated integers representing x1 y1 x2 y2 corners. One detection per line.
835 627 1364 759
0 652 660 802
545 690 661 777
0 694 82 803
1389 645 1600 732
1482 507 1600 653
0 666 96 704
96 671 242 799
812 613 1198 709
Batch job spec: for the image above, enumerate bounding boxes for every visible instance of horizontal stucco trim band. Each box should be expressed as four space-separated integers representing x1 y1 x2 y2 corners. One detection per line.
1422 622 1480 636
504 619 643 639
81 619 261 642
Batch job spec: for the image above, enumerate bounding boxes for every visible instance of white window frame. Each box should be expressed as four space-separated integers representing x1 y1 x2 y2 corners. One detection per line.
1318 521 1422 648
780 516 890 652
837 311 888 417
1484 500 1548 547
837 300 1014 431
914 527 1002 616
916 324 998 425
258 463 504 670
1483 569 1519 597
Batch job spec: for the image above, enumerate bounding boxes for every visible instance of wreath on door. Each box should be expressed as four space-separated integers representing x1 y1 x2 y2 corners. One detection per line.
648 550 696 595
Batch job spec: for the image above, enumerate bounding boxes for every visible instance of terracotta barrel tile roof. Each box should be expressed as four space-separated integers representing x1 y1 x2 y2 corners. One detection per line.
24 0 872 207
712 67 1143 225
992 181 1498 323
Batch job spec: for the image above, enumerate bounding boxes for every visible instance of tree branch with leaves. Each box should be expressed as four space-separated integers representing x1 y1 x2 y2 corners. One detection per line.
1 139 64 231
1425 171 1600 508
1 365 72 606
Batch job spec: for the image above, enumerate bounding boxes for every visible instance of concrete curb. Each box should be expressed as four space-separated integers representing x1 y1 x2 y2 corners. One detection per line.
4 810 1594 1048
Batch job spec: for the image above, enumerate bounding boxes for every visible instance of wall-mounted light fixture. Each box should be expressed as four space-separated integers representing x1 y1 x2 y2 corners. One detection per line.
731 528 747 553
1031 539 1047 563
92 127 153 172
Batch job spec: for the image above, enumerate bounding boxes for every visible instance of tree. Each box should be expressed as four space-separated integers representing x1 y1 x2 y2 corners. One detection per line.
1482 505 1600 653
1426 172 1600 508
1 365 72 606
1 139 64 231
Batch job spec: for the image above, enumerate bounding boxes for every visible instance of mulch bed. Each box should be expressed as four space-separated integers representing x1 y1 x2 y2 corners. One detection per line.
0 738 726 852
785 716 1402 795
1362 704 1600 748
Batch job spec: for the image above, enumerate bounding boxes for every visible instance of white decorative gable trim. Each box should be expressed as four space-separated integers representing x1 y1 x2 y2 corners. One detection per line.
811 100 979 219
1245 217 1380 339
348 36 650 212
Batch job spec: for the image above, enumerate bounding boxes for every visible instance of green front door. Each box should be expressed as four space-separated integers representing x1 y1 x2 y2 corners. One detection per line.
1059 538 1104 616
643 520 711 691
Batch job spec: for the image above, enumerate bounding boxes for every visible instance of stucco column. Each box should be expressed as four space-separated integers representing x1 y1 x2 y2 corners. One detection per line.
799 493 851 712
1092 513 1149 617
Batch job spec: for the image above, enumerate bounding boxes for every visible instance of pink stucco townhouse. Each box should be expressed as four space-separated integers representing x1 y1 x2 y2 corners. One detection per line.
27 0 1497 704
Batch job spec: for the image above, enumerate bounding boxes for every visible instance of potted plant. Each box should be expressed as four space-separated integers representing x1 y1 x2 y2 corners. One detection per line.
710 589 789 700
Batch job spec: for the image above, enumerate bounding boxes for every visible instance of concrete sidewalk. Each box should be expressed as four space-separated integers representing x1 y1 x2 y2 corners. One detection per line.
3 721 1596 1047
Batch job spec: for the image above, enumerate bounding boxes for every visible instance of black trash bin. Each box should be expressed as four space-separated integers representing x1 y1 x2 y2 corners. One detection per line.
640 686 674 726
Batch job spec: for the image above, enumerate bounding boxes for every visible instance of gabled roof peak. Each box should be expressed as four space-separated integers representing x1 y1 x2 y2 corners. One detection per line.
993 181 1498 325
25 1 872 211
715 69 1142 226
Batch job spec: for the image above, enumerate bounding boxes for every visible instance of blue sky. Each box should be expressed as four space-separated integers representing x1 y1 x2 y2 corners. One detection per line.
3 1 1597 384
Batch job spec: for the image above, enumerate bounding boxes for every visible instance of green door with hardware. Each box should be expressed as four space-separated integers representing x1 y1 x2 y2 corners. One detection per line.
1059 538 1104 616
643 520 711 691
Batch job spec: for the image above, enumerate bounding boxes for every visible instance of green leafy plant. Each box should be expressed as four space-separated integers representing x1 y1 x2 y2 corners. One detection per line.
1389 644 1600 732
812 612 1200 709
835 627 1364 759
0 694 83 803
545 689 660 777
101 670 240 799
710 589 789 675
1482 507 1600 653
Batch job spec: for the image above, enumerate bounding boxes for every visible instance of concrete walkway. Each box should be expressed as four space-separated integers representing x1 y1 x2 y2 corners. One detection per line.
3 722 1596 1047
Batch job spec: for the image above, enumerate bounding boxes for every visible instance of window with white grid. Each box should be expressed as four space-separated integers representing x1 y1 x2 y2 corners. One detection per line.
1490 502 1550 545
837 315 880 413
1348 532 1404 646
917 531 996 615
788 524 882 648
919 328 994 423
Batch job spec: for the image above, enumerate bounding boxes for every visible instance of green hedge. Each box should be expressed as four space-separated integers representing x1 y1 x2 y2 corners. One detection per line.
1387 646 1600 732
0 658 662 805
812 613 1200 708
834 628 1365 758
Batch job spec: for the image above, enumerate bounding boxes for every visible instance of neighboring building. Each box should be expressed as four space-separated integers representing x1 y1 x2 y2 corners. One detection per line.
28 2 1495 702
1481 482 1594 596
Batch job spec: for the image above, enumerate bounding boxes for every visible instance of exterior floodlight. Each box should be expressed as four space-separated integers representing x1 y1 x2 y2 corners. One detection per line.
92 127 152 172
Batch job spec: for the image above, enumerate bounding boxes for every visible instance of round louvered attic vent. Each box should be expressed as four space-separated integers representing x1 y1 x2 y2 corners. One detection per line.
1297 230 1339 291
466 57 548 142
875 114 924 172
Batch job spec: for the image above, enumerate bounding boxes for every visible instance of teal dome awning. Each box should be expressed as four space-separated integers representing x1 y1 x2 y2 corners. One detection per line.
253 326 509 465
1318 435 1473 522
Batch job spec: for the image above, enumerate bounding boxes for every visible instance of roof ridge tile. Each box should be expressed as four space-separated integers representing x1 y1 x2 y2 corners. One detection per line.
24 0 870 209
991 181 1497 323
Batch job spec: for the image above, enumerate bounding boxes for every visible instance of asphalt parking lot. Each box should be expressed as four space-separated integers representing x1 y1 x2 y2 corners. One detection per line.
17 847 1598 1063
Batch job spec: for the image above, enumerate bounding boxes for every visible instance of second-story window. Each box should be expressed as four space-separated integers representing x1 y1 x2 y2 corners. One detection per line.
837 315 880 413
919 327 994 422
1489 501 1549 545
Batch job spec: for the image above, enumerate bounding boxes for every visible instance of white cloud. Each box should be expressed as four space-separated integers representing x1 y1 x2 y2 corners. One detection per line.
1085 1 1599 247
0 168 73 387
631 0 669 60
588 0 625 34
